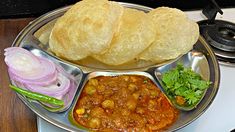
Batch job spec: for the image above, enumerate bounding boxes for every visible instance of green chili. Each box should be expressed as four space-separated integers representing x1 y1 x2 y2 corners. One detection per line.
9 84 64 106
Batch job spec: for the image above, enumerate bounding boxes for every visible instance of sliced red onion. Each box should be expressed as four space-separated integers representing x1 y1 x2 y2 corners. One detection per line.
4 47 26 56
56 64 75 81
9 68 58 86
5 47 57 85
7 57 57 86
5 47 75 107
26 73 70 98
64 79 76 105
4 47 41 73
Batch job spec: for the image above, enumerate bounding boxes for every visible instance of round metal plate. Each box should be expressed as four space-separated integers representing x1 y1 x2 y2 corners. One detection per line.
10 2 220 132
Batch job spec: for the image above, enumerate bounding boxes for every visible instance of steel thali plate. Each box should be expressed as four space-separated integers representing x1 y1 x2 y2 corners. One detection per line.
10 2 220 131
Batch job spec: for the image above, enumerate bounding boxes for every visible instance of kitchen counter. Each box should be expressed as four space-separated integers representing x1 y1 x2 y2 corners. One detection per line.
0 18 37 132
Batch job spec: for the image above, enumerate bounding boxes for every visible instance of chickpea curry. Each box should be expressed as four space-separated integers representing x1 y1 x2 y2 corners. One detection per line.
73 75 179 131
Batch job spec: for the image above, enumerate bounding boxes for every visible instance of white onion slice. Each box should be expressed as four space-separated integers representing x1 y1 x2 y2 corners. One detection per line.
4 47 75 107
4 48 57 85
26 73 70 98
8 68 58 86
8 57 57 84
4 47 41 73
56 64 75 81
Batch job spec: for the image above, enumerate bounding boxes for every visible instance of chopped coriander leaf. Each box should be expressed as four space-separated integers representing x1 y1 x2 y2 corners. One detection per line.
162 64 211 106
162 68 179 87
143 80 148 83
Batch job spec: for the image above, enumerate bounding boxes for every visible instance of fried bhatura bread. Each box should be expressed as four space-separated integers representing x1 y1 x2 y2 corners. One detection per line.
93 8 156 65
49 0 124 60
34 19 57 45
139 7 199 63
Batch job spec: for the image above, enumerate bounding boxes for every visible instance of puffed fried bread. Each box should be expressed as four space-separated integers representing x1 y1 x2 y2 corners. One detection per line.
93 8 156 65
49 0 124 60
139 7 199 63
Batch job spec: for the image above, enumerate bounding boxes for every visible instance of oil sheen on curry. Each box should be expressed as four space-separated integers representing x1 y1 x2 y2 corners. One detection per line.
73 75 179 131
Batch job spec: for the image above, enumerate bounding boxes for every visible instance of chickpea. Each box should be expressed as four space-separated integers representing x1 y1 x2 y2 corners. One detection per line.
130 76 137 82
128 83 137 92
79 96 90 106
120 87 128 98
103 89 114 97
91 95 103 105
132 92 140 100
136 107 145 114
150 90 159 98
102 100 115 109
126 98 137 111
88 117 101 128
76 108 85 115
85 85 96 95
148 100 156 111
97 85 105 93
88 79 98 86
142 88 150 96
90 107 105 117
147 84 155 90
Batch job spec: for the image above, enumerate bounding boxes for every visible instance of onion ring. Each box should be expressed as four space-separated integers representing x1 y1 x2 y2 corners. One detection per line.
5 47 57 85
26 73 70 98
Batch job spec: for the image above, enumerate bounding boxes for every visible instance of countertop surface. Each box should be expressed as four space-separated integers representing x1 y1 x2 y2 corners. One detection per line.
0 18 37 132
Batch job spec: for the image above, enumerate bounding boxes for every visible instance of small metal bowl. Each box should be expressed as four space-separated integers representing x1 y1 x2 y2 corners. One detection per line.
68 71 161 131
154 50 210 111
9 2 220 132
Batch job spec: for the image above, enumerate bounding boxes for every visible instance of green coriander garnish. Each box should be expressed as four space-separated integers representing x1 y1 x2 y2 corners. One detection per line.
162 64 211 106
143 80 148 84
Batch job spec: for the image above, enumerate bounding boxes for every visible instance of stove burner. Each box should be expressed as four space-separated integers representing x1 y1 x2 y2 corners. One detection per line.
198 20 235 65
199 20 235 52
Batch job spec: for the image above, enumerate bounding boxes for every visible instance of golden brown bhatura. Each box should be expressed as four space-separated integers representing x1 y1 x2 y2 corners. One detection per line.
49 0 124 61
139 7 199 63
93 8 156 65
49 0 199 66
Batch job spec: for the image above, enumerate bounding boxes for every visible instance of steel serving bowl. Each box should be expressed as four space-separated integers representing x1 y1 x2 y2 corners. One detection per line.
9 2 220 131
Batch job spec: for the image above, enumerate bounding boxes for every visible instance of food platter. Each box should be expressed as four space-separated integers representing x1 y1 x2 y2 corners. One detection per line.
9 2 220 131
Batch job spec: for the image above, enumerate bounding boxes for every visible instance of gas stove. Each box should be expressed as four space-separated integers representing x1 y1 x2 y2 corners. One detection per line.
197 1 235 66
199 20 235 64
37 6 235 132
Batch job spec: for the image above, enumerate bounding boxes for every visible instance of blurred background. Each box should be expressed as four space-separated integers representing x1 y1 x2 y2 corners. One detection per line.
0 0 235 18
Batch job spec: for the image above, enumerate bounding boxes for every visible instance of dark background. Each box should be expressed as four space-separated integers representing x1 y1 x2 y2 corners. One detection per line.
0 0 235 18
